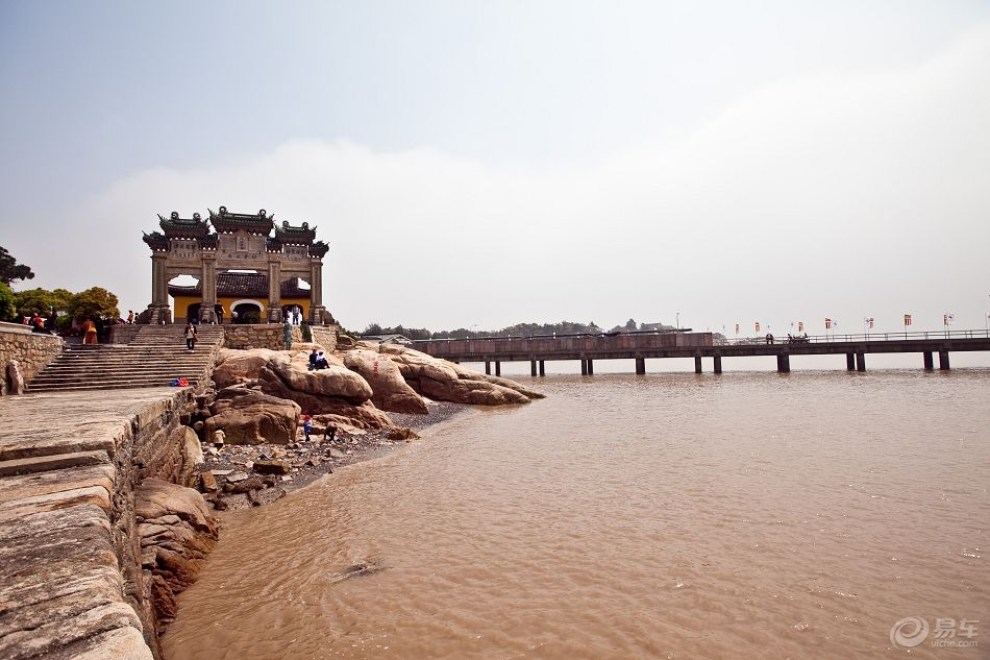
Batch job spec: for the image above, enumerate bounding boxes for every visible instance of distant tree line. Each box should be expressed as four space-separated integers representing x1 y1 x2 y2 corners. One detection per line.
361 318 676 340
0 244 121 328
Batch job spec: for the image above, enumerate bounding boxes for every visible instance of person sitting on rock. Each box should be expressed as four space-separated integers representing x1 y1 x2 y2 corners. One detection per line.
308 348 319 370
315 351 329 370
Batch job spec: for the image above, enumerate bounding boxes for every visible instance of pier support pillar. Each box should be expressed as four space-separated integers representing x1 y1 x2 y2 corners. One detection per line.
856 352 866 372
495 361 501 377
777 353 790 373
939 350 950 370
713 353 723 374
530 360 537 377
694 354 703 374
485 361 491 375
587 359 594 375
635 357 646 375
539 360 545 377
923 351 934 370
846 353 855 371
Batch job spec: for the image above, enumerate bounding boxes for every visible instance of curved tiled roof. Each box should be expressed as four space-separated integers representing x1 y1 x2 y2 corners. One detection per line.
158 211 210 239
208 206 275 235
168 272 310 298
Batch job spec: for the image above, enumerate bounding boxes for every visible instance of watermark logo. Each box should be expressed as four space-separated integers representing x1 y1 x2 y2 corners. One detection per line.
890 617 929 648
890 616 979 650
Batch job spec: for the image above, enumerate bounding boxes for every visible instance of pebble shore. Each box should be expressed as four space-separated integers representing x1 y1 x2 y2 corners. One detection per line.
197 400 469 510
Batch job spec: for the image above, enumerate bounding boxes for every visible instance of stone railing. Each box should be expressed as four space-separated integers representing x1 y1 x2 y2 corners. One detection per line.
0 321 63 393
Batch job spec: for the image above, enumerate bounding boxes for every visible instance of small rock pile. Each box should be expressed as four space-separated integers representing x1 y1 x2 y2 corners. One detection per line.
194 426 418 511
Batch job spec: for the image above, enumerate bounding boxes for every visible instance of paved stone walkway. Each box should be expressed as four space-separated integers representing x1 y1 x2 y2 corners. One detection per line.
0 388 186 660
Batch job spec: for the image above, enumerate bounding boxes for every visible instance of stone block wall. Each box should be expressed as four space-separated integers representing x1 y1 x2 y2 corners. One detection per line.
222 323 294 350
0 322 63 391
108 324 142 344
310 325 338 351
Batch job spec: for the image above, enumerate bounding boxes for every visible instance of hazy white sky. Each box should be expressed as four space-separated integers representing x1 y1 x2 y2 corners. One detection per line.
2 0 988 334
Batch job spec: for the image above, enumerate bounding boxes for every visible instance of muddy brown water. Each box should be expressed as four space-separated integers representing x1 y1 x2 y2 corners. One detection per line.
162 370 989 659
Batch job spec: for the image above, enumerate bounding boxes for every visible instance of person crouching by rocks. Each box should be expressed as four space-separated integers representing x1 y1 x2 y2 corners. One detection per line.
302 415 313 442
323 422 336 443
184 322 198 350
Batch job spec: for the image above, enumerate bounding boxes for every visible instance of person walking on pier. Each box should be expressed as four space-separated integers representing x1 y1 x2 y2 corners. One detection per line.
184 322 198 350
765 333 775 345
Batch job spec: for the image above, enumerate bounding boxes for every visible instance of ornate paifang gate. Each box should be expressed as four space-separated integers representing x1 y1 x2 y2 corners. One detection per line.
142 206 330 324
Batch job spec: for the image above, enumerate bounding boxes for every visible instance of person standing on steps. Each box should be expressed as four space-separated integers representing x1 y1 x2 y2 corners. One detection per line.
302 415 313 442
184 322 198 350
283 319 293 349
82 318 98 345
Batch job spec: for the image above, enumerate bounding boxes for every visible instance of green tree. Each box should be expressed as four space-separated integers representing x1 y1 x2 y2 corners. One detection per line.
51 288 74 313
69 287 120 321
624 318 638 331
0 281 16 321
13 288 57 316
0 245 35 285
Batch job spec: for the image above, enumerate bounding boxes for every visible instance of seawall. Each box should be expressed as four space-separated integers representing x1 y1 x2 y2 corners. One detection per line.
0 388 204 659
0 322 63 392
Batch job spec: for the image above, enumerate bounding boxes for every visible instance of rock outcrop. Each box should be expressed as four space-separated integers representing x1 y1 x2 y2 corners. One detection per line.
376 343 545 405
343 348 429 414
135 479 219 635
205 387 301 445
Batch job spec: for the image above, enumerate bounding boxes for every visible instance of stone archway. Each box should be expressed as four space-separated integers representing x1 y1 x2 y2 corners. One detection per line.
231 299 263 324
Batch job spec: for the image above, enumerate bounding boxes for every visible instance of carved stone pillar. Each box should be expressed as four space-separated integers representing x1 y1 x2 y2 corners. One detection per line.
151 254 168 306
268 257 282 322
309 258 326 323
147 253 172 323
201 254 217 323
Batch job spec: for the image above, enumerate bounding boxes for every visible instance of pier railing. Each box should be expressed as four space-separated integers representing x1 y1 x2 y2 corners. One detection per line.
720 329 990 346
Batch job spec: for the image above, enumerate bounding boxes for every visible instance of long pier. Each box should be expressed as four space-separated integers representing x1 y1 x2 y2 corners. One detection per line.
411 330 990 375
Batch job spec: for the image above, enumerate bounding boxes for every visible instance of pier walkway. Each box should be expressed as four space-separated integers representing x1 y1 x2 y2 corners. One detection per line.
412 329 990 375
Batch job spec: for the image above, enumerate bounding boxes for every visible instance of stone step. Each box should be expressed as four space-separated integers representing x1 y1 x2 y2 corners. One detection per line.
0 450 111 478
28 380 205 393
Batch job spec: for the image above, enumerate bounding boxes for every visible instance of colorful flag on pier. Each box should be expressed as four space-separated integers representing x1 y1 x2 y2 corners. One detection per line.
798 321 804 333
944 313 955 326
735 323 740 335
865 317 875 330
755 321 761 333
904 314 912 326
825 318 832 330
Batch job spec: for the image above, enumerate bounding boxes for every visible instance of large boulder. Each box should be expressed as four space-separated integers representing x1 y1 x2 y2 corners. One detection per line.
204 387 301 445
312 401 396 432
212 349 283 388
376 343 542 406
258 357 373 405
135 478 219 634
343 349 429 414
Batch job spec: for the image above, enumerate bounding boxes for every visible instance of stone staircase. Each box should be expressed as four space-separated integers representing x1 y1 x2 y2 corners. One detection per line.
28 325 224 392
